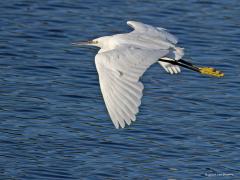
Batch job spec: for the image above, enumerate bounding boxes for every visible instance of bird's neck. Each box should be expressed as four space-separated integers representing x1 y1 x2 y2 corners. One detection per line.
97 36 113 52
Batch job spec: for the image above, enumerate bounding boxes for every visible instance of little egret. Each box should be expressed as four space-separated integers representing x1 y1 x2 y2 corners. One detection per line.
73 21 224 129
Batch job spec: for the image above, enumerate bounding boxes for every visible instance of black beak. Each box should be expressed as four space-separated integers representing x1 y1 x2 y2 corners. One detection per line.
71 40 93 46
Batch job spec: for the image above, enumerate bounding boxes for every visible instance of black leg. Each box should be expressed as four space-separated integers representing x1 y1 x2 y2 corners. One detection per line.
158 58 224 77
158 58 200 72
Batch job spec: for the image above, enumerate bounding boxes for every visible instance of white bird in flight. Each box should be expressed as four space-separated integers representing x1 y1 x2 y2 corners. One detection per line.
73 21 223 129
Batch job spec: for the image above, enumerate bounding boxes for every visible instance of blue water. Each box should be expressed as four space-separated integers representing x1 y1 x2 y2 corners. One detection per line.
0 0 239 179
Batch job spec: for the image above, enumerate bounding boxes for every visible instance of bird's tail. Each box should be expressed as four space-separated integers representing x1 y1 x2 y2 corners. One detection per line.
174 47 184 60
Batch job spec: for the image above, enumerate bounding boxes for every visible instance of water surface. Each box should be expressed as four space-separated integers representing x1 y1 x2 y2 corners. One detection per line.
0 0 239 179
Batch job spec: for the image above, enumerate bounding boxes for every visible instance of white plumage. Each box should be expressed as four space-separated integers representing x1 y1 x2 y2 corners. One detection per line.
74 21 185 128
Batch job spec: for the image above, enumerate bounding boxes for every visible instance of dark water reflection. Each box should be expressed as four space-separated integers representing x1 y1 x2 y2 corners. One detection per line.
0 0 239 179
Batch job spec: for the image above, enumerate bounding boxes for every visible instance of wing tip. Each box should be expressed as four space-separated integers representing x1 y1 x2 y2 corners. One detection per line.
112 115 138 129
127 20 136 24
127 20 136 29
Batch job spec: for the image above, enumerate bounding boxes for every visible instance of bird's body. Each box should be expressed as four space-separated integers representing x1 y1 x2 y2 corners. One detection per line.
73 21 223 129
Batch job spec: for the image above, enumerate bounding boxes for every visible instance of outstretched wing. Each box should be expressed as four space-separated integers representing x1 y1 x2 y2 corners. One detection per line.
127 21 182 73
95 46 169 128
127 21 178 44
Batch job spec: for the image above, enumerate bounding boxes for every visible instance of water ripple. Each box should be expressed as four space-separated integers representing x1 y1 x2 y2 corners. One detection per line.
0 0 239 179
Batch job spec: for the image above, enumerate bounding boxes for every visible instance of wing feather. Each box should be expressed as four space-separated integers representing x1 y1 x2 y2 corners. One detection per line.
95 46 169 128
127 21 178 44
158 58 181 74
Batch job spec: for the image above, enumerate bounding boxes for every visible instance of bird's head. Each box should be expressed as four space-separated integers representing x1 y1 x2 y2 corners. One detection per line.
72 36 110 49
